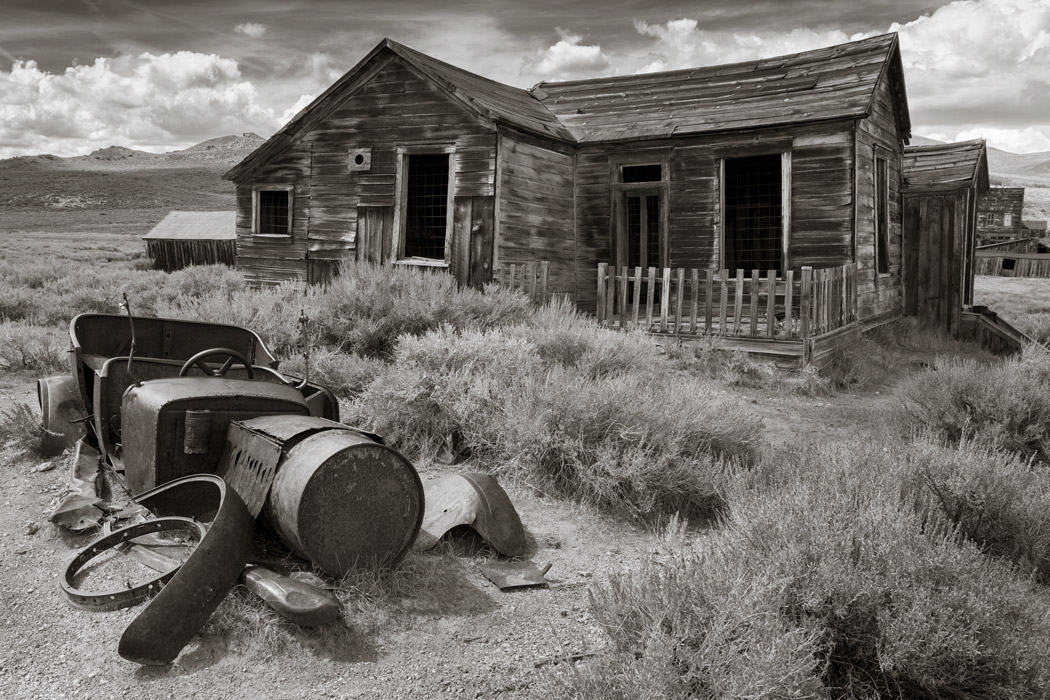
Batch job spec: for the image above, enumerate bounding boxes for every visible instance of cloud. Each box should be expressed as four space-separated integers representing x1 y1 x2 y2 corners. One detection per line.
623 1 1050 152
0 52 282 157
234 22 267 39
889 0 1050 151
520 28 612 80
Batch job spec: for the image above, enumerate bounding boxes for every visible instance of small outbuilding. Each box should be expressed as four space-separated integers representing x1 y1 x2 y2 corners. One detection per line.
901 139 989 334
143 211 237 272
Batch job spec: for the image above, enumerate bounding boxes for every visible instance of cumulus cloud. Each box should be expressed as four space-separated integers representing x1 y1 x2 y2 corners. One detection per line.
520 28 612 80
0 52 282 157
890 0 1050 151
234 22 267 38
625 0 1050 152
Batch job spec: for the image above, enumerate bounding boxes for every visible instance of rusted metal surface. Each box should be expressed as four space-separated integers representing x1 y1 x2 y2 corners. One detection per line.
254 416 424 575
479 561 552 590
48 439 106 532
217 421 283 517
121 377 310 495
61 517 206 612
118 474 253 666
415 473 525 557
36 375 88 456
240 564 342 627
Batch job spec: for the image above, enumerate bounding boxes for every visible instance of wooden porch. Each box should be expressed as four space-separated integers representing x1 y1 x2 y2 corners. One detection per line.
596 262 860 366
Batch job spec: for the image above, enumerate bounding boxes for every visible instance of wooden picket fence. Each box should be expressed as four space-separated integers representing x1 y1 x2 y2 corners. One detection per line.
496 261 550 304
596 263 858 340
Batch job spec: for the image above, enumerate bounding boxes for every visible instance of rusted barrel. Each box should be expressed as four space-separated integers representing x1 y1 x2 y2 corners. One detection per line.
253 419 423 576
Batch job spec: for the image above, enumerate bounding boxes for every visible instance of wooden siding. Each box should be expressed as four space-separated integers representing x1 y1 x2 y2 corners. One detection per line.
234 57 496 285
574 121 859 312
496 128 576 296
854 68 905 321
977 187 1024 242
903 193 972 334
145 240 235 272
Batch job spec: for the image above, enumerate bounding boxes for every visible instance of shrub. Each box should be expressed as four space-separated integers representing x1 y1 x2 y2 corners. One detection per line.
553 441 1050 699
0 320 67 373
347 325 760 520
279 347 386 399
903 344 1050 462
899 436 1050 583
0 402 52 457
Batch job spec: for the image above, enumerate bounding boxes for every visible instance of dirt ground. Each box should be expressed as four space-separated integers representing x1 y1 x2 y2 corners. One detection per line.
0 353 935 700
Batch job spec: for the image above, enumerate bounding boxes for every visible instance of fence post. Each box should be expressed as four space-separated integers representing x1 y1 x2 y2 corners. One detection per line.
597 263 607 324
660 268 671 332
540 261 550 305
800 266 812 340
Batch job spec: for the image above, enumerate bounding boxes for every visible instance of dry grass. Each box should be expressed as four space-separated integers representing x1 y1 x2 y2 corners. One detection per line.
974 275 1050 343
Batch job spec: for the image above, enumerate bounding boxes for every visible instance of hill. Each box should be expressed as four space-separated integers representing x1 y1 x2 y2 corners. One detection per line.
0 134 265 234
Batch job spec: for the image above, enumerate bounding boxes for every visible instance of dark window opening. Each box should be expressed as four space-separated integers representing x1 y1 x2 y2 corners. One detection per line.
622 164 662 183
258 191 289 235
404 153 449 259
1002 258 1016 270
724 154 782 272
875 156 889 274
626 194 661 269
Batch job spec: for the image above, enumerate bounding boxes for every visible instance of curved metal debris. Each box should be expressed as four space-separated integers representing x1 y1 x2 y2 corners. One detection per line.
118 474 253 666
415 473 525 557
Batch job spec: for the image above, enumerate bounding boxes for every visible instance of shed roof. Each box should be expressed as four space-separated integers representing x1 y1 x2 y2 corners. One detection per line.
902 139 989 191
143 211 237 240
226 33 910 181
530 33 909 143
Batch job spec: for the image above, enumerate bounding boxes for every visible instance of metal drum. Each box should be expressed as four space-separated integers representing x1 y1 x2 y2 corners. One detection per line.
260 422 424 576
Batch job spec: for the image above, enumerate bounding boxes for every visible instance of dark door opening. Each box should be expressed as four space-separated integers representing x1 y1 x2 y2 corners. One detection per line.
724 154 783 273
404 153 449 260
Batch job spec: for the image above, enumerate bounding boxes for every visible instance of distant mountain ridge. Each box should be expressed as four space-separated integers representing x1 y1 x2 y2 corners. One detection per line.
0 132 265 172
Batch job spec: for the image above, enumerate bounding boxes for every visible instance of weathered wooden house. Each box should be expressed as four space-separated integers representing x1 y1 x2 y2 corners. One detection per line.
977 187 1024 243
143 211 236 272
975 237 1050 278
901 140 989 334
225 34 911 362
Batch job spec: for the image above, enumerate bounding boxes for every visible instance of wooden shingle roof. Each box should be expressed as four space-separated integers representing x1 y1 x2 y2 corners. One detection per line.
903 140 989 191
530 33 909 143
142 211 236 241
226 33 910 181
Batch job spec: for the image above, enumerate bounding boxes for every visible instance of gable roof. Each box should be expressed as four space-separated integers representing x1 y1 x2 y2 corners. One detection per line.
530 33 910 143
902 139 989 191
143 211 236 241
226 33 910 181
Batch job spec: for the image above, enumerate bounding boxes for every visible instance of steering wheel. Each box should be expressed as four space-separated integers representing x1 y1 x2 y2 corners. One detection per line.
178 348 255 379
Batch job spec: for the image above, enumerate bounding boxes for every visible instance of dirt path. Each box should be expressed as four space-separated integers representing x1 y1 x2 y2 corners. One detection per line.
0 356 925 699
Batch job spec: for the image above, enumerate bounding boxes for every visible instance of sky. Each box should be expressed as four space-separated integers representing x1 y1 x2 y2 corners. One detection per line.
1 0 1048 158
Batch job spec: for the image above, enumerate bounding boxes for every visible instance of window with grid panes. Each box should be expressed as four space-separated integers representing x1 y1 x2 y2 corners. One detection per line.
258 190 290 235
404 154 449 259
724 154 782 272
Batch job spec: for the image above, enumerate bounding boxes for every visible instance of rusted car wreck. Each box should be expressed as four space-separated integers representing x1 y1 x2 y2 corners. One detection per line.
40 311 427 664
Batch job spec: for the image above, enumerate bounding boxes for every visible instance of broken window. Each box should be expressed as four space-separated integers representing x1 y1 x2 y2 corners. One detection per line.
255 189 292 235
724 154 783 272
403 154 450 260
874 156 889 274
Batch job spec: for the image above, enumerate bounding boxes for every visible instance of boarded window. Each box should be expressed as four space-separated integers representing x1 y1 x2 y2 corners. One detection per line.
724 154 782 272
875 156 889 274
404 154 449 259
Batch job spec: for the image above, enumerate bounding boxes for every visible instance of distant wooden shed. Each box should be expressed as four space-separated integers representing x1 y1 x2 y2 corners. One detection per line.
143 211 236 272
902 139 989 334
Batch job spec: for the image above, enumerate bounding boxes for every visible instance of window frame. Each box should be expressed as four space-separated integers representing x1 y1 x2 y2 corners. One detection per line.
251 185 294 238
610 155 670 272
391 144 456 267
719 151 791 275
873 152 890 277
